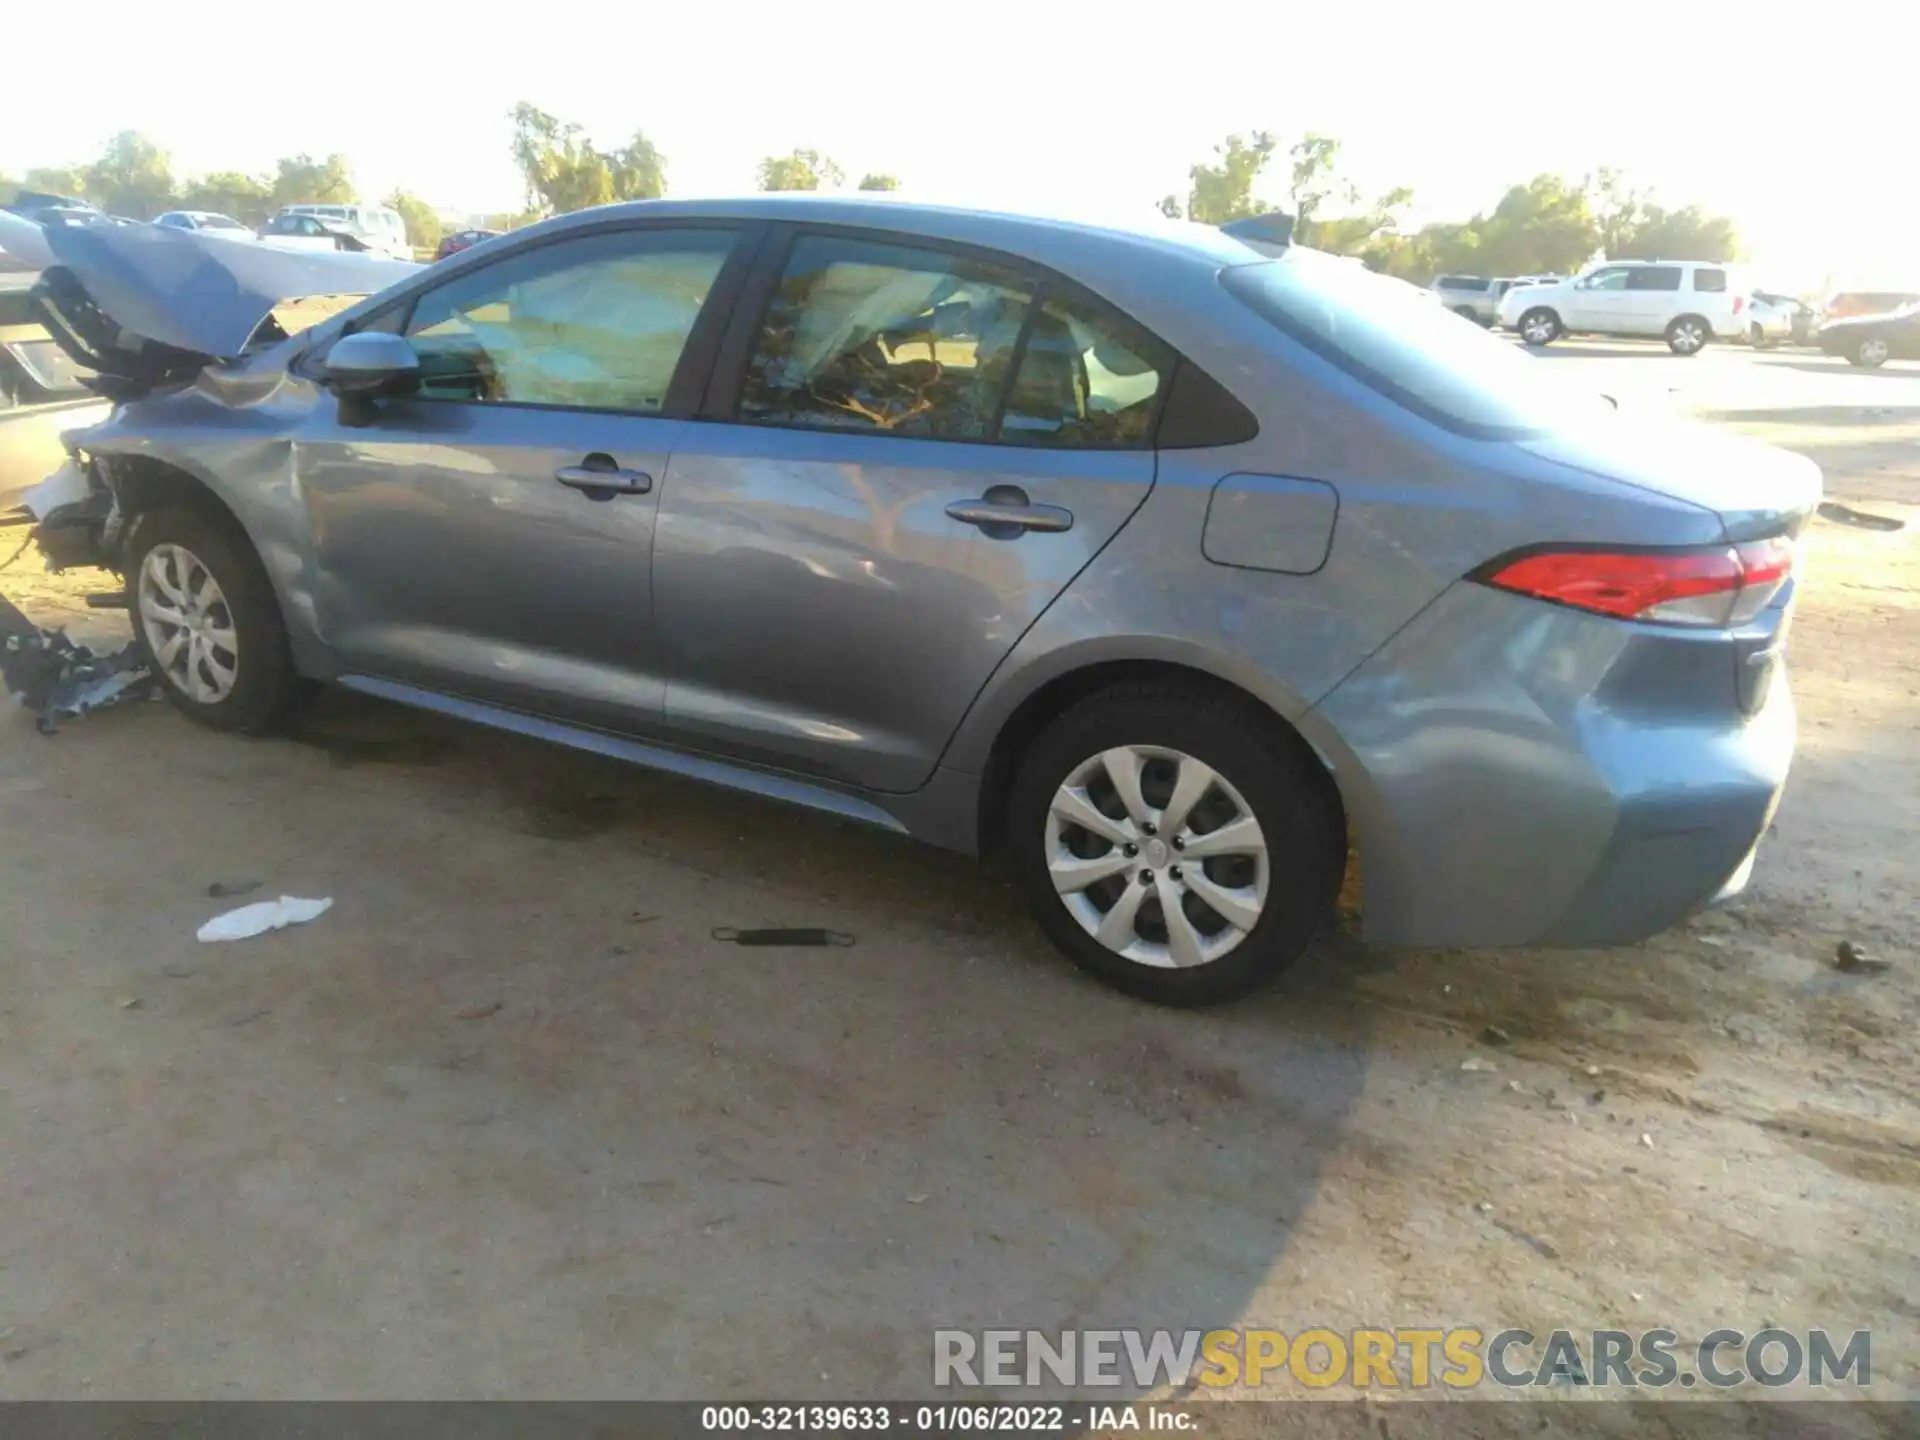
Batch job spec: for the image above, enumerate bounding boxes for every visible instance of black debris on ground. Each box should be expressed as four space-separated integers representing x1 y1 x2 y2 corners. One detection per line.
0 620 155 734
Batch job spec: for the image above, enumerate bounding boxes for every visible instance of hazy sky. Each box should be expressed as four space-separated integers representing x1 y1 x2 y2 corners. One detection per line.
8 0 1912 289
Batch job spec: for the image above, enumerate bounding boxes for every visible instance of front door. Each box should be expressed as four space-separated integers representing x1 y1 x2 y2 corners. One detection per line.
1566 264 1632 333
293 224 743 734
651 231 1169 793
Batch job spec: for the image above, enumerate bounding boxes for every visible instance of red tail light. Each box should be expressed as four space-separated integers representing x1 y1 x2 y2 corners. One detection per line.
1733 295 1746 314
1480 539 1794 627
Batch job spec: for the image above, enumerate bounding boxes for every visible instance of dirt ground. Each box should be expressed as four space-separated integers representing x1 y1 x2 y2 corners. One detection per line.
0 342 1914 1411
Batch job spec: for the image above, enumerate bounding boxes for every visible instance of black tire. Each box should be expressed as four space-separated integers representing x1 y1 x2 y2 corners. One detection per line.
123 502 299 733
1518 307 1560 346
1666 315 1710 356
1850 337 1889 369
1453 305 1480 323
1006 682 1343 1006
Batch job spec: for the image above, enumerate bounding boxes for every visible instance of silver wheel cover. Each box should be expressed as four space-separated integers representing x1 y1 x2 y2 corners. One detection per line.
138 543 240 704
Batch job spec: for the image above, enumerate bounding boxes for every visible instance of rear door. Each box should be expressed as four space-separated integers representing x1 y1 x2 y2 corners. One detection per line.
1622 264 1684 334
650 227 1167 792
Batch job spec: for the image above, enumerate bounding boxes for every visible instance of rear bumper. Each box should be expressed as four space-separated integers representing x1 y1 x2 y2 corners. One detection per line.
1305 582 1794 950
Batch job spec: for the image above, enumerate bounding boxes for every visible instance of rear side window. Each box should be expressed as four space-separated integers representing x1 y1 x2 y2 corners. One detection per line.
1437 276 1489 292
737 235 1035 441
999 291 1167 449
1222 252 1607 440
1693 268 1727 292
402 227 735 412
1626 267 1683 292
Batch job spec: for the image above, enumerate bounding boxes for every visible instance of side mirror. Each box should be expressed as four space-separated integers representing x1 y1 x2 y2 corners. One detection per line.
322 332 420 398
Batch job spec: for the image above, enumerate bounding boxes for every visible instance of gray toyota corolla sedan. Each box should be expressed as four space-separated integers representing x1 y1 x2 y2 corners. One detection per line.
19 196 1818 1004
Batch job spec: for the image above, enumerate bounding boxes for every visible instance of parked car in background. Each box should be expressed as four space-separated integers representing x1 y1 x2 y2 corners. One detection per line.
23 196 1817 1006
258 212 374 253
1817 301 1920 368
1430 274 1500 323
273 204 411 261
1498 260 1750 355
155 211 253 237
435 228 501 262
1743 294 1794 347
1752 291 1817 346
0 272 109 511
1819 290 1920 323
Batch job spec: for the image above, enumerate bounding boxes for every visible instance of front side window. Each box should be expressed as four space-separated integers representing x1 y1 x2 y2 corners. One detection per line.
1580 267 1632 291
1626 266 1683 292
737 236 1034 440
999 291 1166 449
399 228 733 412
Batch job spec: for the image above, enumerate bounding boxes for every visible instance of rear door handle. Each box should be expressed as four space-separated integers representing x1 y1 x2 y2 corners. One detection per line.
556 454 652 497
945 488 1073 535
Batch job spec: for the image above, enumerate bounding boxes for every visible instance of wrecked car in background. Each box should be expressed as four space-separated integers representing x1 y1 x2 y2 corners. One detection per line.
0 216 110 511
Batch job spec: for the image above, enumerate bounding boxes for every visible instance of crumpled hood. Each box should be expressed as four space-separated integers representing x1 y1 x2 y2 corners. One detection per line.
31 218 418 360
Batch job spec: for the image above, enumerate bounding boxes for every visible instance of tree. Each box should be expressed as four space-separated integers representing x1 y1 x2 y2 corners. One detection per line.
84 131 175 218
22 165 91 203
179 171 273 225
757 149 843 192
1164 132 1279 224
858 173 900 191
1287 133 1355 226
1615 204 1738 262
608 129 667 201
385 191 444 253
508 103 617 214
1588 166 1647 260
270 153 355 208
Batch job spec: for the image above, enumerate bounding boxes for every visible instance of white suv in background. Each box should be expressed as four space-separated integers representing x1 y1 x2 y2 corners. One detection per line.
1497 260 1750 355
271 204 411 261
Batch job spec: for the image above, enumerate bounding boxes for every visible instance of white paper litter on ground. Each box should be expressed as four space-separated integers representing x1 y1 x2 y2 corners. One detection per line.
197 895 333 943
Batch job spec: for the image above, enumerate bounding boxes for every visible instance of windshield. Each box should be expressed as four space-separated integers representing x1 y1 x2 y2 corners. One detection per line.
1221 251 1607 439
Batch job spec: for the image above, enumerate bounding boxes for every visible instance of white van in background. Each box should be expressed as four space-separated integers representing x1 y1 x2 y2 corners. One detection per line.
272 204 411 260
1496 259 1751 355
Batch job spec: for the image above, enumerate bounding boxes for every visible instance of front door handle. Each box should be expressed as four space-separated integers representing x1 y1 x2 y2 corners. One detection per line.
556 453 652 497
945 486 1073 536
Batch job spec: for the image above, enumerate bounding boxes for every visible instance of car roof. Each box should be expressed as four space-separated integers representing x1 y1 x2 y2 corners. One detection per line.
516 193 1261 278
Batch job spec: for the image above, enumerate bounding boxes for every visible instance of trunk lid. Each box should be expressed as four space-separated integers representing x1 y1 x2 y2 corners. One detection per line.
1519 414 1822 543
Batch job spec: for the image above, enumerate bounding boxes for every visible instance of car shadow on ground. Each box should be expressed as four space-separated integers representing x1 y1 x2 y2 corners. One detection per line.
230 686 1382 1395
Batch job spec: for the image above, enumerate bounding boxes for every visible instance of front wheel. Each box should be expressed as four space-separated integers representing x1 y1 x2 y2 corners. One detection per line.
1666 316 1710 356
1007 683 1343 1006
125 504 299 732
1850 336 1890 369
1519 307 1561 346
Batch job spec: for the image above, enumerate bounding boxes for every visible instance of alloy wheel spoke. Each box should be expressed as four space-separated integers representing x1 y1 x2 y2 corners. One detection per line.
1159 756 1216 837
155 628 188 669
1094 880 1148 949
1184 869 1262 932
1179 815 1264 860
1157 881 1208 968
1050 847 1135 895
1098 747 1152 827
139 595 186 627
1050 786 1131 847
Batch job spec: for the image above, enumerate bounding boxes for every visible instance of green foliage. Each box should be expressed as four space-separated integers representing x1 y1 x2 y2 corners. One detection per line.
758 149 844 192
858 173 901 191
608 129 668 201
1613 205 1738 262
84 131 174 218
271 153 355 208
22 165 91 203
1287 133 1354 223
179 171 273 225
385 191 444 252
1170 132 1278 224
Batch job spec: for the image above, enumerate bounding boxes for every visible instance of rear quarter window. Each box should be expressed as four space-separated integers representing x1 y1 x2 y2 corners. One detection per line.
1693 268 1727 292
1223 253 1606 440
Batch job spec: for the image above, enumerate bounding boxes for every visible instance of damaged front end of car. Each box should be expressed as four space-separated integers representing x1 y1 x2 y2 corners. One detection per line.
1 211 418 577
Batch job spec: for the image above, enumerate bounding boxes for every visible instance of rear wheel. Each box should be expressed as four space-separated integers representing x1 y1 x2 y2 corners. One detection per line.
1007 683 1343 1006
1453 305 1481 323
1666 315 1710 356
125 504 298 733
1519 307 1561 346
1850 336 1890 369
